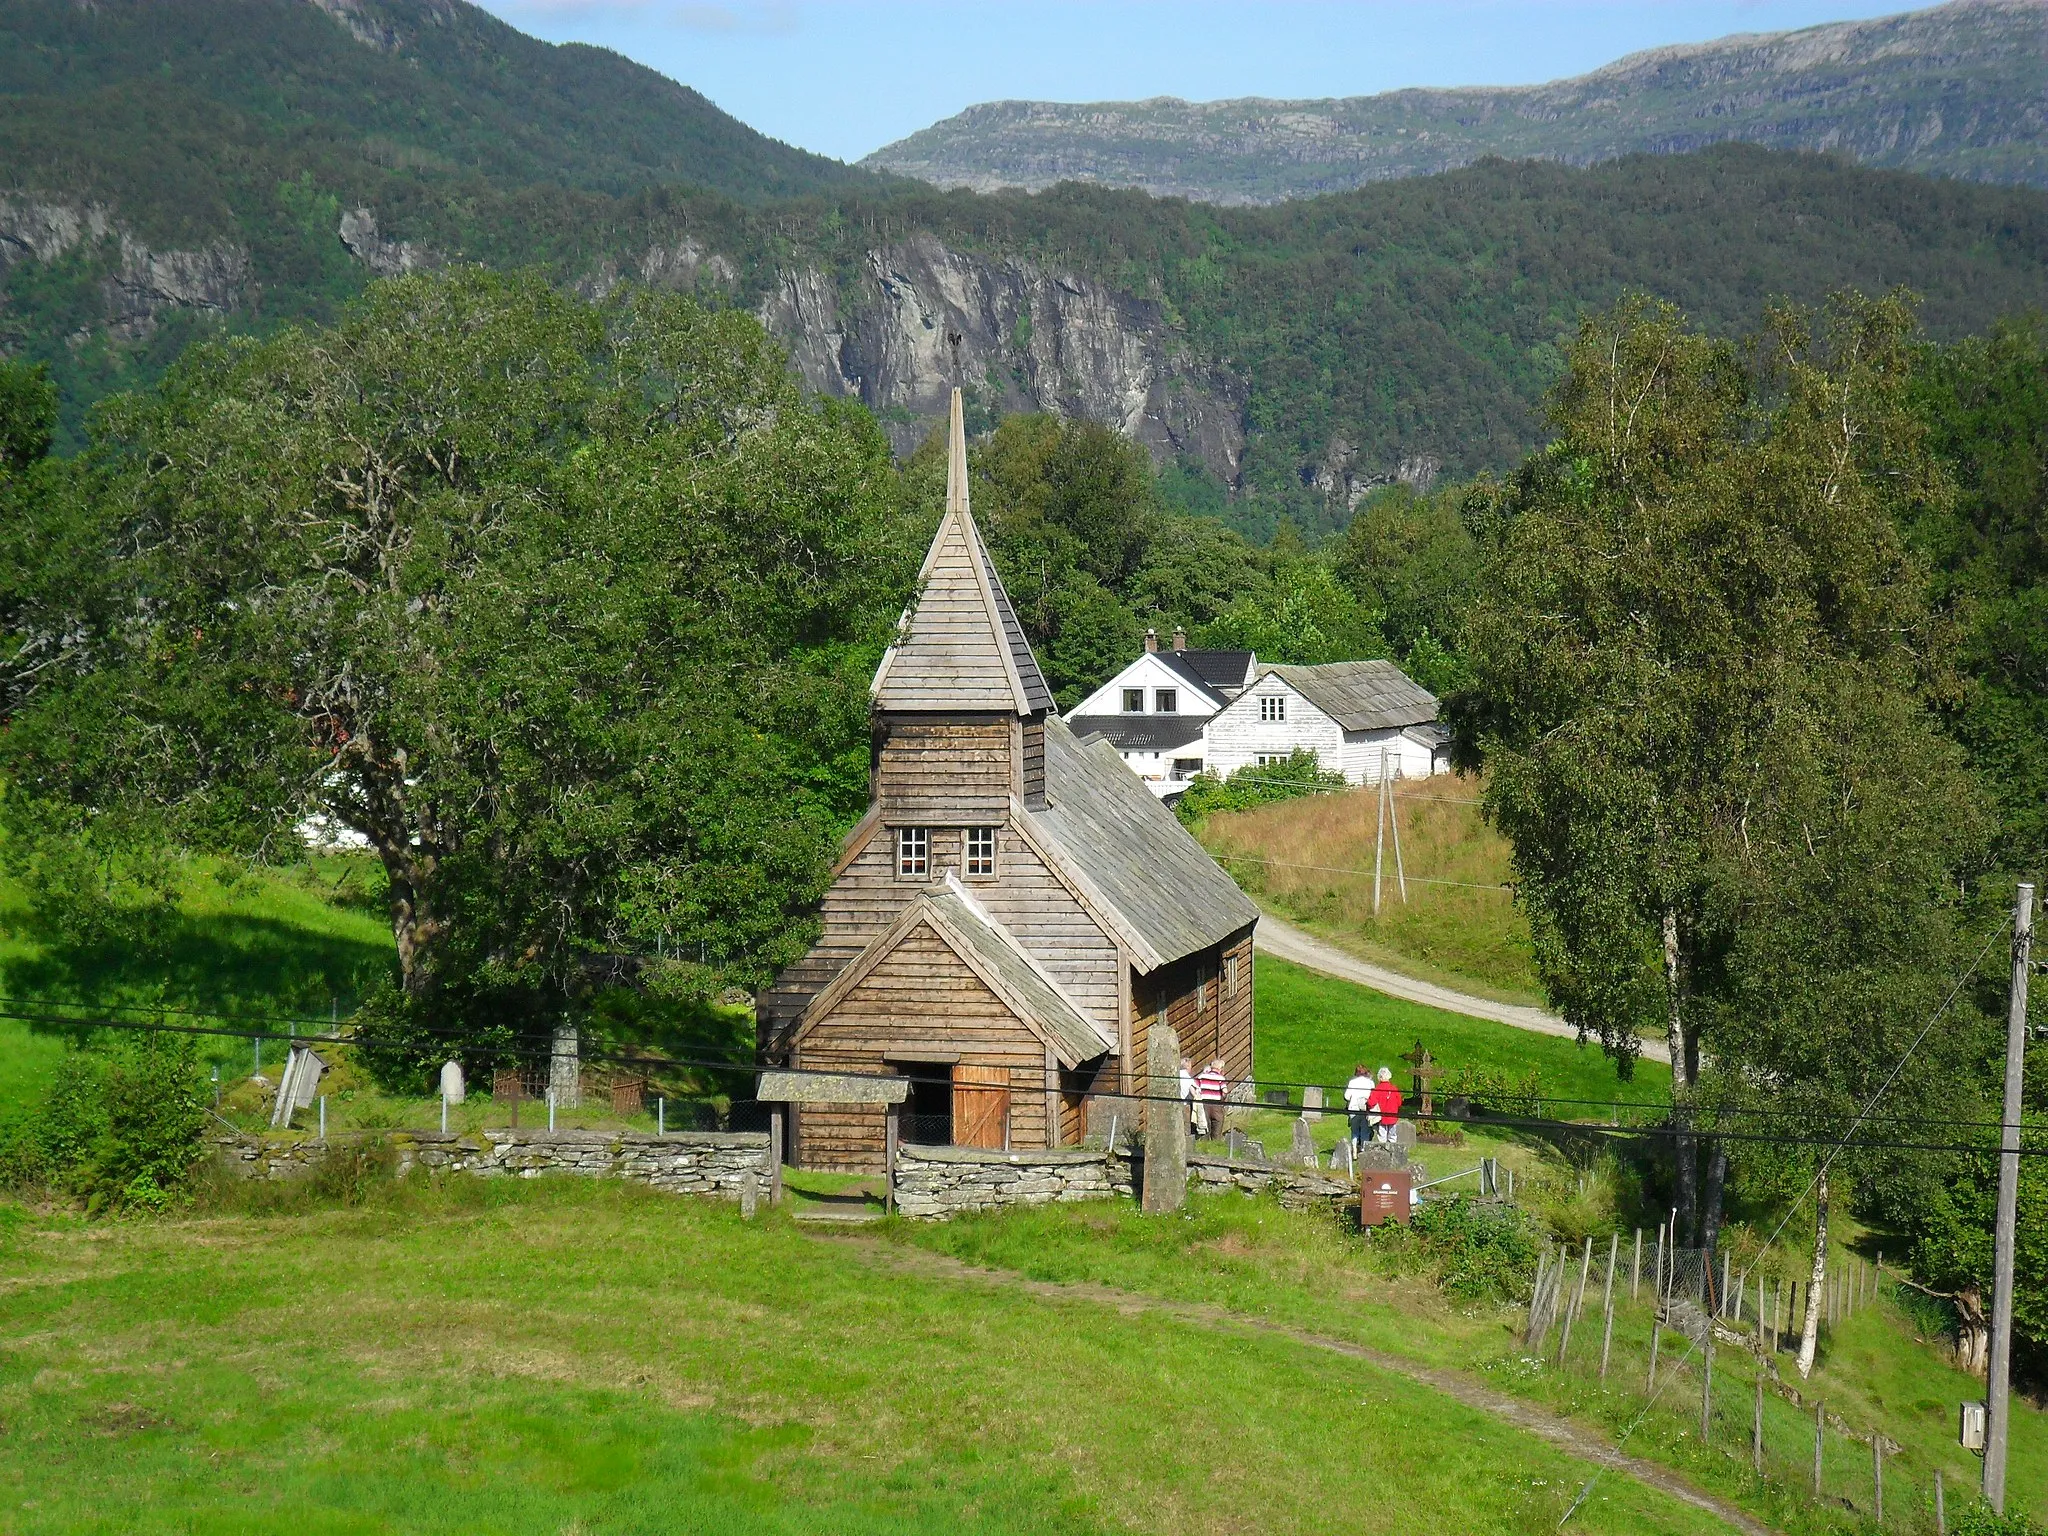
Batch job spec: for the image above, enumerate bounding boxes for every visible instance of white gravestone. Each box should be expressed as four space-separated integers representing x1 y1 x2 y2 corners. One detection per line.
440 1060 466 1105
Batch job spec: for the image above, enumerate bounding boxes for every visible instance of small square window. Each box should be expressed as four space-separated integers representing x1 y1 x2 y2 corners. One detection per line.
1260 695 1286 723
1226 955 1240 998
965 826 996 879
1122 688 1145 713
1155 688 1177 714
896 826 928 878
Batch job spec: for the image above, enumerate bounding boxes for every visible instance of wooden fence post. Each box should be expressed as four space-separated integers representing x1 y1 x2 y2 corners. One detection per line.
1599 1233 1619 1380
1873 1438 1883 1525
1813 1400 1825 1497
1701 1337 1714 1441
1558 1237 1593 1365
1632 1228 1643 1299
1752 1372 1764 1475
884 1102 899 1216
768 1109 784 1205
1935 1469 1946 1535
1647 1319 1662 1392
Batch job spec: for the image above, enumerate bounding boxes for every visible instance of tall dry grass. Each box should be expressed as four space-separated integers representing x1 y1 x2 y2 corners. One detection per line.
1197 775 1540 1002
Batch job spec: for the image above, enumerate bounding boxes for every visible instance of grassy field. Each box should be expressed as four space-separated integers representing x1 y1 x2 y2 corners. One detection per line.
1252 955 1668 1106
0 853 395 1113
1196 777 1542 1004
0 1180 1740 1536
904 1197 2048 1534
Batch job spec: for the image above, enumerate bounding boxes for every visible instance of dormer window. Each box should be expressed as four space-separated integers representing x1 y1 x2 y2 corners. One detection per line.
965 826 996 879
1122 688 1144 713
1155 689 1177 714
896 826 928 878
1260 695 1286 723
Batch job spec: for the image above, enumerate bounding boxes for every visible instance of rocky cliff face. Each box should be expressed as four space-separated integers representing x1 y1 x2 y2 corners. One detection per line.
864 0 2048 202
757 233 1245 479
0 195 249 340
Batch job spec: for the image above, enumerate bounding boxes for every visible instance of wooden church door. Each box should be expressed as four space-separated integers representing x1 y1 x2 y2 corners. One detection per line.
952 1066 1010 1149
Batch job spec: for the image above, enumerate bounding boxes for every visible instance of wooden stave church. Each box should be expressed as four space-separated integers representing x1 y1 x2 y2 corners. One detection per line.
758 389 1258 1172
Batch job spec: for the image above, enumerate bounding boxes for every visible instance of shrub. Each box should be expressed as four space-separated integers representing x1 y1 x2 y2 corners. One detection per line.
0 1035 207 1212
1404 1193 1541 1301
1442 1063 1543 1121
1953 1506 2046 1536
1174 750 1347 827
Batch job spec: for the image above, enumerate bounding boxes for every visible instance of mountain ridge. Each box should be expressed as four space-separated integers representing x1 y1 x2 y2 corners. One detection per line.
861 0 2048 203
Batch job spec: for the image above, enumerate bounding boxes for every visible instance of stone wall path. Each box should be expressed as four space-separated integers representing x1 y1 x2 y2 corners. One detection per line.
1254 913 1674 1067
827 1236 1774 1536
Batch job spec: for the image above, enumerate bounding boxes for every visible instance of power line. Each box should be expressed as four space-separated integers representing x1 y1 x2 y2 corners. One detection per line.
1208 851 1513 892
18 1009 2044 1157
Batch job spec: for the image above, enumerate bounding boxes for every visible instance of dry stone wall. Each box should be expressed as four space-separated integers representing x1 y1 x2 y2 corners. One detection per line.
214 1128 771 1199
893 1143 1353 1219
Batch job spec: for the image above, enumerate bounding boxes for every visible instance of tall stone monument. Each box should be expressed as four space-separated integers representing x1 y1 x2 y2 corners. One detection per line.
1142 1020 1188 1215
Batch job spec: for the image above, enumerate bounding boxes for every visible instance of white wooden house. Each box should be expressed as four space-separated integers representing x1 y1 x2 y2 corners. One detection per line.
1066 632 1255 795
1203 661 1450 785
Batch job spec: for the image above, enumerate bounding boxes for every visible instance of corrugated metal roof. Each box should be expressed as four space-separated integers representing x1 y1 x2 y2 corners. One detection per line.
1067 713 1207 752
1031 718 1258 968
1265 660 1439 731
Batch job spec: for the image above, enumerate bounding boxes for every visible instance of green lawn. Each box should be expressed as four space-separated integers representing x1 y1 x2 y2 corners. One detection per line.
0 1179 1733 1536
0 854 395 1114
901 1196 2048 1535
1252 955 1670 1106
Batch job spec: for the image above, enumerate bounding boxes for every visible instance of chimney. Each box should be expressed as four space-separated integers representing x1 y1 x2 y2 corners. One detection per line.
1172 627 1187 653
1144 628 1159 654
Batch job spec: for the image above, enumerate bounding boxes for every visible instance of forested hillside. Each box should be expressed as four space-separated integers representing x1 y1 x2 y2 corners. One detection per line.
866 0 2048 203
4 2 2048 543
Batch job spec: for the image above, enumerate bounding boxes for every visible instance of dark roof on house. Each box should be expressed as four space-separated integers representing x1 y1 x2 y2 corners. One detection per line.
1029 717 1258 969
1264 660 1439 732
1171 649 1256 692
1147 652 1231 710
1066 713 1208 752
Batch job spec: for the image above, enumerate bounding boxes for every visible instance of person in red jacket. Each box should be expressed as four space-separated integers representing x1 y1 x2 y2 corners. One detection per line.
1366 1066 1404 1143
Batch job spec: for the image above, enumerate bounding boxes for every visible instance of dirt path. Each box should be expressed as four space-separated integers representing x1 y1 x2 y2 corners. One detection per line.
1255 913 1674 1066
834 1236 1772 1536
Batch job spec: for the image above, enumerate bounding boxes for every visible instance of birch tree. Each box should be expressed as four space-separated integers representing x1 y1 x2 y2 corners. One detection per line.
1457 291 1988 1252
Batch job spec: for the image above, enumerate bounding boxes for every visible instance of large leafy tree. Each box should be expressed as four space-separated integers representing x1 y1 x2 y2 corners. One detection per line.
1 269 910 1068
1456 292 1994 1288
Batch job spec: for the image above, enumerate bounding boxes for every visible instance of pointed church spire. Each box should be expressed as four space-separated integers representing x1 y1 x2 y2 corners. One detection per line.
872 389 1054 717
947 380 971 516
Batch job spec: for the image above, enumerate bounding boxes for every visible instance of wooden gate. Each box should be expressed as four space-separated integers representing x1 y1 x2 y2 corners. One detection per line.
952 1065 1010 1149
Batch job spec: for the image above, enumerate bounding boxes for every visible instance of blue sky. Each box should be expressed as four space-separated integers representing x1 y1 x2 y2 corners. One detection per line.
478 0 1915 163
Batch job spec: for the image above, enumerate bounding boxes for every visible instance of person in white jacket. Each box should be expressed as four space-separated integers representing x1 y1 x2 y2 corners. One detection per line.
1179 1058 1201 1135
1343 1063 1375 1154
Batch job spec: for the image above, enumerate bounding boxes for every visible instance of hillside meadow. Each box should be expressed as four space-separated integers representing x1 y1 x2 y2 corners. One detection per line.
1196 777 1542 1004
0 1180 1736 1536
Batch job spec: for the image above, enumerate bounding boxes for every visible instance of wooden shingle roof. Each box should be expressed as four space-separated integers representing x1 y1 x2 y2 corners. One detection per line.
1028 718 1259 970
794 881 1114 1068
872 388 1053 717
1264 660 1439 731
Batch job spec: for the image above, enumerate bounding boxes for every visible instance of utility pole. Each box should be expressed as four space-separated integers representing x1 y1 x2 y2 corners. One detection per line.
1983 880 2032 1513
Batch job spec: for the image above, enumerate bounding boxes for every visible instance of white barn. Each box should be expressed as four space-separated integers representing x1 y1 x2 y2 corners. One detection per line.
1202 661 1450 786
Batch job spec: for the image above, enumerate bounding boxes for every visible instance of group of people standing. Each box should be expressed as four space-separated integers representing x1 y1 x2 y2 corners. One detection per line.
1344 1064 1404 1151
1167 1057 1405 1150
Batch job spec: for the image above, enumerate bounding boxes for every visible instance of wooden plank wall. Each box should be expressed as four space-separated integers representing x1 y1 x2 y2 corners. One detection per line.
1021 718 1046 809
795 927 1052 1172
877 717 1012 822
1128 922 1257 1110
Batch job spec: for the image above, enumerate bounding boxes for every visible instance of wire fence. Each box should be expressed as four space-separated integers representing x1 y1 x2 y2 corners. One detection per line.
1529 1232 1969 1533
